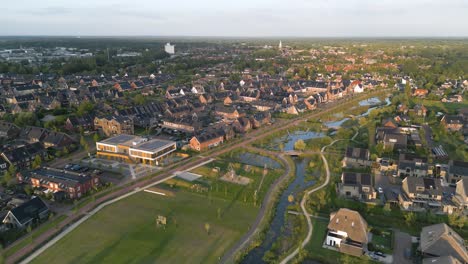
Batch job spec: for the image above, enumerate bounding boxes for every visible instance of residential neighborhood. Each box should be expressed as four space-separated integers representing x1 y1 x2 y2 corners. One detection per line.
0 35 466 264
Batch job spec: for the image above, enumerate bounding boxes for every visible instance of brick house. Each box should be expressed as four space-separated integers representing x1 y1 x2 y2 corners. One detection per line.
18 167 99 199
189 130 225 151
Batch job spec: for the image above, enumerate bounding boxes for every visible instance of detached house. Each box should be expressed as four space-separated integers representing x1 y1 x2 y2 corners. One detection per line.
2 197 49 229
338 172 376 200
342 147 371 168
419 223 468 263
325 208 369 257
441 115 464 132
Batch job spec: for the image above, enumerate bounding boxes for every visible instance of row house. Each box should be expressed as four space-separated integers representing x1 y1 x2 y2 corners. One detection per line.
18 167 99 199
399 177 443 210
0 121 21 141
189 130 225 151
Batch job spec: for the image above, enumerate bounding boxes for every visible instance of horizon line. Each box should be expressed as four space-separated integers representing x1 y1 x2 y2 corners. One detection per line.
1 35 468 39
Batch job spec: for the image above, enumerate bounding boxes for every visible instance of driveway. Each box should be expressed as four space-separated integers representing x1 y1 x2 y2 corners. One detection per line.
393 230 412 264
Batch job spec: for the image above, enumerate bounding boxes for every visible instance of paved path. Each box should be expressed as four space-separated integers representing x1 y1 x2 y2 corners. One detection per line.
392 230 412 264
7 89 388 264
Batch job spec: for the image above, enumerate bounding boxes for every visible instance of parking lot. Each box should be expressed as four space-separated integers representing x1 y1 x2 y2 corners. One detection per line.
79 158 161 183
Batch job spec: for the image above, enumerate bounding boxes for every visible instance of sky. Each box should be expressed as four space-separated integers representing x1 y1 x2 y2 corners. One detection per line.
2 0 468 37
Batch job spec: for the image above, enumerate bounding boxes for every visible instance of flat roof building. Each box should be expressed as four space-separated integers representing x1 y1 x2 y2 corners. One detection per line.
96 134 176 166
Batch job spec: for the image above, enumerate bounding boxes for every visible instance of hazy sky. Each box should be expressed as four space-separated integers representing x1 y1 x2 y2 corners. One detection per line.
2 0 468 37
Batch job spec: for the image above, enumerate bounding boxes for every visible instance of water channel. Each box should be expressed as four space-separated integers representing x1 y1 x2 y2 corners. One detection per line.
241 96 391 263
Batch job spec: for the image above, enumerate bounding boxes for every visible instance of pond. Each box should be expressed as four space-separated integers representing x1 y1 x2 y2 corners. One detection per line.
262 130 325 151
325 97 391 128
236 152 282 169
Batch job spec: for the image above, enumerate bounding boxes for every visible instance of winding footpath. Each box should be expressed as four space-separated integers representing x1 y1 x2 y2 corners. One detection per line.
279 131 359 264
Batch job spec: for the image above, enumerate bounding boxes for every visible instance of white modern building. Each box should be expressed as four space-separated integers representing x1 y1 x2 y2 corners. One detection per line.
96 134 176 166
165 43 175 55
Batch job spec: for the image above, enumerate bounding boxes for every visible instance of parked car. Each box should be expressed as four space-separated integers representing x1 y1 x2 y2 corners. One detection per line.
375 252 386 258
378 187 384 194
71 164 82 171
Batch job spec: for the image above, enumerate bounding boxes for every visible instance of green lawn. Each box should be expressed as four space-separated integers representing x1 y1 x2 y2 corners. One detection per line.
32 190 258 264
370 229 393 254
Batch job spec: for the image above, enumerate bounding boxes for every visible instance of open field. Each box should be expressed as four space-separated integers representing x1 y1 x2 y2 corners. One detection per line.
32 190 258 264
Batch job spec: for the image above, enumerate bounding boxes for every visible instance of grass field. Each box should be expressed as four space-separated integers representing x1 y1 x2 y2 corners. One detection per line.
32 190 258 264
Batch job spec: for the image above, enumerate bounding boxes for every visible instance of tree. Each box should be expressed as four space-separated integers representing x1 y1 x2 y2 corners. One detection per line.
204 223 210 235
32 154 42 169
26 225 33 243
3 165 16 186
294 139 306 151
24 185 33 196
80 136 88 150
404 212 417 226
76 101 95 117
133 94 147 105
93 133 100 143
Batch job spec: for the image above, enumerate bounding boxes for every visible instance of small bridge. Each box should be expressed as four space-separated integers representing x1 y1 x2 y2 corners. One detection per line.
283 150 302 156
283 150 343 156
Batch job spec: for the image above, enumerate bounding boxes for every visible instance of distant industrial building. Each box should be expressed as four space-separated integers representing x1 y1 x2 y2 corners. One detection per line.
96 134 176 166
164 43 175 55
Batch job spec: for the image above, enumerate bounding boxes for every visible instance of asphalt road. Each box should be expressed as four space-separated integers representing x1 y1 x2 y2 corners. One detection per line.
392 230 412 264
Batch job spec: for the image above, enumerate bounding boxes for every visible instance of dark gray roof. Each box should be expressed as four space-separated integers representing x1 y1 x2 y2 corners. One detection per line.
9 197 48 225
449 160 468 177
